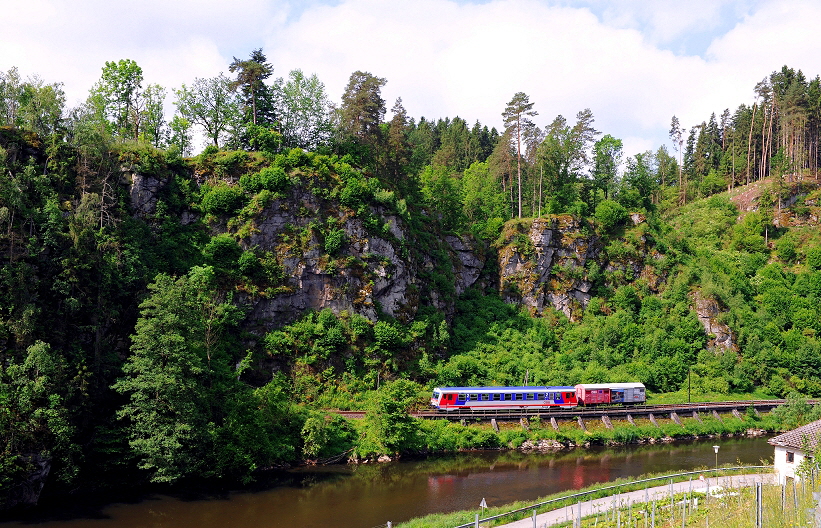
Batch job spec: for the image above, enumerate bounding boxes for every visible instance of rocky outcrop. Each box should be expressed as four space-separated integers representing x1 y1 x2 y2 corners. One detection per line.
692 292 738 351
241 188 486 331
120 167 167 216
496 215 668 320
497 216 599 320
2 454 50 510
445 235 484 296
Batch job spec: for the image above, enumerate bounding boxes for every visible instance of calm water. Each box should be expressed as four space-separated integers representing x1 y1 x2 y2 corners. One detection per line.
2 437 773 528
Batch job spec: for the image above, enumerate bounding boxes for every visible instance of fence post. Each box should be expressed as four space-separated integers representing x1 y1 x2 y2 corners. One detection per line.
755 481 763 528
475 513 479 528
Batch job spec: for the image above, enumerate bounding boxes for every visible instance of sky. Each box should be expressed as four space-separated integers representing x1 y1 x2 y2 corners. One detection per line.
3 0 821 156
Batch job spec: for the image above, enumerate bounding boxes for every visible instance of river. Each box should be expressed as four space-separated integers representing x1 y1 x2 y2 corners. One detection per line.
1 437 773 528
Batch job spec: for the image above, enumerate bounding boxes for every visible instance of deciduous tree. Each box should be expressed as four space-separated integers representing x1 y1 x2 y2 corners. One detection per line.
174 74 241 148
278 69 333 150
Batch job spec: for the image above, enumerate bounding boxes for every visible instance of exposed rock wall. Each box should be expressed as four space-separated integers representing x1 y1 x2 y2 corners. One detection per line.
497 216 600 320
239 187 485 332
692 291 738 351
2 454 50 510
120 167 167 216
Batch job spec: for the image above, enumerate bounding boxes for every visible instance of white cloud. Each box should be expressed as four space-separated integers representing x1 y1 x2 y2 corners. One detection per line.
2 0 821 156
265 0 729 153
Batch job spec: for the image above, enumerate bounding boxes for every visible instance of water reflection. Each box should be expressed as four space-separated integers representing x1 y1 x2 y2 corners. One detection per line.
1 437 773 528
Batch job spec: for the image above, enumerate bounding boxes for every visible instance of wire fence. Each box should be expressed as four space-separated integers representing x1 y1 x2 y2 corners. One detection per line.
451 465 774 528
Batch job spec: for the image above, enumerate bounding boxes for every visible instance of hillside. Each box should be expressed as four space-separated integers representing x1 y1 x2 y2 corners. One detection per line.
3 58 821 508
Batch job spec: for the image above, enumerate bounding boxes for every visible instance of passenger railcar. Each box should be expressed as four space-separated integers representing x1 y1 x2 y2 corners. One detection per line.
575 383 646 406
430 386 578 411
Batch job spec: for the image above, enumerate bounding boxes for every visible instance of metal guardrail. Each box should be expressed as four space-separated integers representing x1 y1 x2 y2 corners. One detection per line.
451 465 775 528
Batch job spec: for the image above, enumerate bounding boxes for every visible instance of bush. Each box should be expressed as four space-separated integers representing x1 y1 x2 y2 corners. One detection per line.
324 228 346 255
807 247 821 270
594 200 628 233
203 234 243 275
340 176 371 209
247 124 282 155
776 235 798 263
201 184 244 215
239 166 289 194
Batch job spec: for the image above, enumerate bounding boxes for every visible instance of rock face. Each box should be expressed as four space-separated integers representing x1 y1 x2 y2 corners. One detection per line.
241 187 486 332
120 168 167 216
120 160 674 333
495 215 668 320
497 216 600 320
692 292 738 351
2 455 50 510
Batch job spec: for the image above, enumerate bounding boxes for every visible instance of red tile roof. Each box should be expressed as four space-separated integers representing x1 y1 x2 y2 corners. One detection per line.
768 419 821 451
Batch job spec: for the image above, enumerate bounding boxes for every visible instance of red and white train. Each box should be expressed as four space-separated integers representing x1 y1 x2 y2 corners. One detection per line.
430 382 645 411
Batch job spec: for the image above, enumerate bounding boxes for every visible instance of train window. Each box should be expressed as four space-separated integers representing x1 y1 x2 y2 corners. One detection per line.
525 393 533 400
536 393 544 400
492 394 500 401
470 394 478 401
458 393 465 400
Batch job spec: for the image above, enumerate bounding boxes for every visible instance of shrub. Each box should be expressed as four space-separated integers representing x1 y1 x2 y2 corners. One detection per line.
324 228 346 255
203 234 242 275
594 200 628 233
340 177 371 209
239 166 289 194
776 235 798 263
807 247 821 270
201 184 244 215
247 124 282 156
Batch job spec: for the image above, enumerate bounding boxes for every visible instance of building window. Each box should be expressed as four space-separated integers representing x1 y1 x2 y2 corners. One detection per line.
787 451 795 463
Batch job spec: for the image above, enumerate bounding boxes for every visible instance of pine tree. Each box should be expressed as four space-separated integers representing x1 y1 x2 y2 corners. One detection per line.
502 92 537 218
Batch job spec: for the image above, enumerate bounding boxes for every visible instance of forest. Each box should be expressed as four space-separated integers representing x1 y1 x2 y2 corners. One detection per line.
1 50 821 507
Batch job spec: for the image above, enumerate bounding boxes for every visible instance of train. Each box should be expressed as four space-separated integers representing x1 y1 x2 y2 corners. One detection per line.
430 382 646 411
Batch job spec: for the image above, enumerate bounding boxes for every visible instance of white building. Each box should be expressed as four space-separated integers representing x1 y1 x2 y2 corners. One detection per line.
768 419 821 484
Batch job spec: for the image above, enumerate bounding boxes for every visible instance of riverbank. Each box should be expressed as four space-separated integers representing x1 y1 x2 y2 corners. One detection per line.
0 438 777 528
350 407 772 463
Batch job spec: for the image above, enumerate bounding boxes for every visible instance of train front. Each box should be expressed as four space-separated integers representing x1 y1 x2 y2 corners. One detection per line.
430 389 442 409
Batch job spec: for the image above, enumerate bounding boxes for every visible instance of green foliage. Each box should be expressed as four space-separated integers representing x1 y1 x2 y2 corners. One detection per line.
203 234 242 277
112 267 274 483
0 341 82 496
300 412 356 459
323 227 346 255
594 199 628 234
239 165 289 194
358 379 422 456
807 247 821 270
200 184 245 215
247 124 282 155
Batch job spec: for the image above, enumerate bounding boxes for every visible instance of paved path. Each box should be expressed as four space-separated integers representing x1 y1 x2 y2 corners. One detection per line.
497 473 775 528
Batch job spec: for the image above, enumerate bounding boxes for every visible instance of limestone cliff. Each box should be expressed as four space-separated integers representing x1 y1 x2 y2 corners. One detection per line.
494 214 667 320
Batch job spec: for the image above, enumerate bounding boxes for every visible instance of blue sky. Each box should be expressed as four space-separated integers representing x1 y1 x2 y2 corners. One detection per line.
2 0 820 156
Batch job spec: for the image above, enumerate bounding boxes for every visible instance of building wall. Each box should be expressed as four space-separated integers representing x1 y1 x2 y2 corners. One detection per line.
773 445 807 484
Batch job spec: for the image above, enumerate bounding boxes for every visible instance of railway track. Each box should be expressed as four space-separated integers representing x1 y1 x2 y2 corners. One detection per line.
329 399 796 421
414 399 790 421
